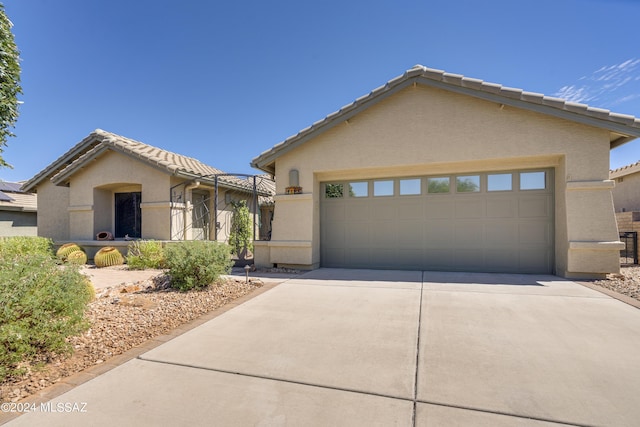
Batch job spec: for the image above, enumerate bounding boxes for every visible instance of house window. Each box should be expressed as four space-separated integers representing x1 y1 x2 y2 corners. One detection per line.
115 192 141 238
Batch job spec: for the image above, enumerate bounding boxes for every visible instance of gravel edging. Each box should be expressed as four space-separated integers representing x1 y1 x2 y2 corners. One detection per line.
0 275 282 424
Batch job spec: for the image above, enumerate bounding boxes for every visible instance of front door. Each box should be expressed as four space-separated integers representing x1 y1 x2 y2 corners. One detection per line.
115 192 141 238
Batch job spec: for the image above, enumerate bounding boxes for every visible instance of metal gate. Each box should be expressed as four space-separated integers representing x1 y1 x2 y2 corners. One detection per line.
619 231 638 265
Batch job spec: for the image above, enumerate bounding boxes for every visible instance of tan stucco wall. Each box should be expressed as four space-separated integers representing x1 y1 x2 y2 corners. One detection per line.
612 171 640 212
260 85 620 277
0 211 37 237
36 180 70 241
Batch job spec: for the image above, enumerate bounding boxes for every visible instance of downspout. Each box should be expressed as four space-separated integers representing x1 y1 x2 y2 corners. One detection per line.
183 181 201 240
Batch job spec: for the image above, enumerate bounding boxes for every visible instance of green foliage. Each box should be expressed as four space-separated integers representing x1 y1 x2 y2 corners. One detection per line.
0 4 22 168
0 236 53 260
164 241 233 291
0 254 92 382
228 200 253 255
126 240 166 270
325 183 344 198
427 178 450 194
94 247 124 268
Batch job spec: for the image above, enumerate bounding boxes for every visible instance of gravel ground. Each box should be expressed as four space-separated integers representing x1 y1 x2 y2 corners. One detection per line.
592 265 640 301
0 273 264 404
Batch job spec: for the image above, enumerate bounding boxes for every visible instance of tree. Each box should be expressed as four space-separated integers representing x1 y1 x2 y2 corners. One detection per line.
0 3 21 168
228 200 253 256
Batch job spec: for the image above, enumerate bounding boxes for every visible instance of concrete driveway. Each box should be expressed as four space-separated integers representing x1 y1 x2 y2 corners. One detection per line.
5 269 640 426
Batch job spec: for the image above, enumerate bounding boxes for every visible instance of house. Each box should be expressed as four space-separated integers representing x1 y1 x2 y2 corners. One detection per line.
610 161 640 243
0 180 37 237
22 129 274 257
251 65 640 279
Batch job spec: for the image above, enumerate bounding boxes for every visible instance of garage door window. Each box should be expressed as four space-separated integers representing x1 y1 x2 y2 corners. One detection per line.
488 173 513 192
427 177 450 193
400 178 421 195
325 183 343 198
456 175 480 193
520 171 546 190
373 180 394 196
349 182 368 197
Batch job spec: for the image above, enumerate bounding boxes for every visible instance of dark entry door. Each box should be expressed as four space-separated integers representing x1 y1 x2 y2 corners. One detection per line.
115 192 141 238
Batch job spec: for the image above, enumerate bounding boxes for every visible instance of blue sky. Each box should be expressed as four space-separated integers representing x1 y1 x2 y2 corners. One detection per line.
1 0 639 182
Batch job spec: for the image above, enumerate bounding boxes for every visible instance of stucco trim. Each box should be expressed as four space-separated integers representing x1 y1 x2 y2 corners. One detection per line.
265 240 313 248
569 241 625 250
566 180 615 191
68 205 93 212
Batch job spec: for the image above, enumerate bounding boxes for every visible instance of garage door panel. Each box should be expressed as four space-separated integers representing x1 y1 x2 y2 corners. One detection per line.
519 249 552 273
484 249 519 272
455 199 485 219
455 222 483 246
426 200 454 219
519 222 552 245
345 249 372 266
345 203 370 221
397 248 425 266
398 200 424 219
372 202 397 220
519 196 552 218
485 221 517 244
325 222 346 247
324 204 345 222
425 221 454 244
486 198 516 218
424 249 455 270
371 222 397 247
454 249 484 271
397 222 425 248
345 222 371 247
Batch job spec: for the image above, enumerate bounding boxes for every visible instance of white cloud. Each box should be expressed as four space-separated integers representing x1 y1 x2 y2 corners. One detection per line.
554 58 640 111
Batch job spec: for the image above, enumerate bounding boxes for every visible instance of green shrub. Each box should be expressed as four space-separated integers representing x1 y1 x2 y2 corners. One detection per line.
164 241 233 291
0 255 92 382
228 200 253 255
126 240 166 270
0 236 54 261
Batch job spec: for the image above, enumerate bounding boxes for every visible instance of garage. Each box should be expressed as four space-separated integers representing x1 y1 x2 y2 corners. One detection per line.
320 169 554 273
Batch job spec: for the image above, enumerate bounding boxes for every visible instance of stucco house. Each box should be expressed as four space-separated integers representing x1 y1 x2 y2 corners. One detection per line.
22 129 274 257
251 65 640 279
0 180 37 237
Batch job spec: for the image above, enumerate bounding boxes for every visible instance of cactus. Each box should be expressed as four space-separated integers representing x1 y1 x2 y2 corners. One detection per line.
94 246 124 268
56 243 82 260
66 250 87 265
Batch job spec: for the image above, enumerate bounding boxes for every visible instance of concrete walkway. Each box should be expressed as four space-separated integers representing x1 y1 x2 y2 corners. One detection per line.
4 269 640 426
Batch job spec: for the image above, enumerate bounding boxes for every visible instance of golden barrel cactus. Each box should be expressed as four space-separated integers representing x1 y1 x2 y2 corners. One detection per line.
94 247 124 268
56 243 82 260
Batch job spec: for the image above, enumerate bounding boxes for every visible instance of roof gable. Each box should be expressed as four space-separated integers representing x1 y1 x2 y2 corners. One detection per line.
23 129 271 195
251 65 640 173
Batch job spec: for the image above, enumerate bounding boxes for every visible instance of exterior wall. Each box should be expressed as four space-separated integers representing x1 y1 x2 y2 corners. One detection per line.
260 85 620 277
36 180 70 241
611 171 640 212
67 150 173 240
0 211 37 237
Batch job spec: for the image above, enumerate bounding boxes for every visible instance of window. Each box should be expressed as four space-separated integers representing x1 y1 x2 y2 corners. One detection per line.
400 178 421 195
373 180 394 196
115 192 141 238
325 183 343 198
488 173 512 191
349 182 368 197
520 172 546 190
456 175 480 193
427 177 450 193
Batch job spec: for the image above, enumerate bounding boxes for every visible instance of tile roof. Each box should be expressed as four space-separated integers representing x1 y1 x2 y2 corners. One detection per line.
0 180 37 211
23 130 274 199
252 64 640 173
610 161 640 179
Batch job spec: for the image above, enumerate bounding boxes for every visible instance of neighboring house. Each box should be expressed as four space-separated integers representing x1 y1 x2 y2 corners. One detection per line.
610 161 640 234
22 129 274 256
251 65 640 279
0 180 37 237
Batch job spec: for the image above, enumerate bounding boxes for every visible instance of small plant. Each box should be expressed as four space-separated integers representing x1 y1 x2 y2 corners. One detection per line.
228 200 253 256
126 240 166 270
0 254 92 382
94 246 124 268
66 250 88 265
164 241 233 291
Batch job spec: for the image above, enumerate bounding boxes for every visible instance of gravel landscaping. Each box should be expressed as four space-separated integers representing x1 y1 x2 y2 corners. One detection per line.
592 265 640 301
0 272 264 404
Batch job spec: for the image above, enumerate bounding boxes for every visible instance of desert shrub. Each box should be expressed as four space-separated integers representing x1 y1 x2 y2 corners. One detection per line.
164 241 233 291
0 236 54 261
126 240 166 270
94 246 124 268
0 255 92 382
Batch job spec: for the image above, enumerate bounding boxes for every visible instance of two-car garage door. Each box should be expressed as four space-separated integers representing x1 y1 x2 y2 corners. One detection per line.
320 169 554 273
